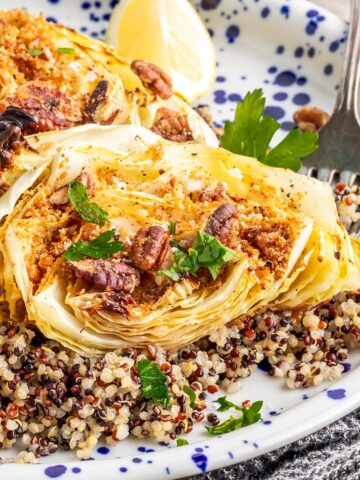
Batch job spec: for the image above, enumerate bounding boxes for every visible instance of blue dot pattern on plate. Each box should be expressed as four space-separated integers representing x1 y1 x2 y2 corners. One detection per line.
97 446 110 454
342 362 352 373
45 465 67 478
327 389 346 400
0 2 347 478
32 0 346 141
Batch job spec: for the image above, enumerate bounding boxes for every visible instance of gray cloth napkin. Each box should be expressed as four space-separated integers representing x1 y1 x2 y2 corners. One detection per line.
191 408 360 480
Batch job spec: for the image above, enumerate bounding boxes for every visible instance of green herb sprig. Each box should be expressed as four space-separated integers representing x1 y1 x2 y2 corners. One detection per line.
63 231 124 261
57 47 76 55
183 385 198 409
214 396 243 412
68 180 108 226
28 48 43 56
205 400 263 435
176 438 189 447
138 359 169 407
158 231 236 282
221 89 318 171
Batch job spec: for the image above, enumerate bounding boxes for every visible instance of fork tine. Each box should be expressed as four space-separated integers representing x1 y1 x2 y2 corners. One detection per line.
350 219 360 236
317 168 331 182
339 170 354 186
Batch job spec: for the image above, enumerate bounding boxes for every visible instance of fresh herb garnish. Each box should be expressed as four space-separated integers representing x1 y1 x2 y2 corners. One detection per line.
205 400 263 435
170 221 176 235
28 48 43 56
138 359 169 407
57 47 76 54
63 230 124 261
214 396 242 412
158 231 236 281
183 385 198 409
221 89 318 171
176 438 189 447
68 180 108 226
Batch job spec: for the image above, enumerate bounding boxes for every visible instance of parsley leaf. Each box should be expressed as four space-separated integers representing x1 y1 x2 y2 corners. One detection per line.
221 89 318 171
68 180 108 226
57 47 76 54
183 385 198 409
265 128 319 171
176 438 189 447
214 396 242 412
205 415 243 435
170 221 176 235
138 359 169 407
205 400 263 435
63 231 124 261
158 231 236 281
28 48 43 56
241 400 263 427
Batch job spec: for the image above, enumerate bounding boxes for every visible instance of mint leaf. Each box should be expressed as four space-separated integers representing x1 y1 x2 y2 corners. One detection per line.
206 400 263 435
138 359 169 407
68 180 108 226
63 231 124 261
158 231 236 282
28 48 43 56
183 385 198 409
176 438 189 447
221 89 318 171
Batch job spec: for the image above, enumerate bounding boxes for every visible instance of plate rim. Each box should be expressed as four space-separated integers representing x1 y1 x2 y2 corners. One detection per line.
0 1 355 479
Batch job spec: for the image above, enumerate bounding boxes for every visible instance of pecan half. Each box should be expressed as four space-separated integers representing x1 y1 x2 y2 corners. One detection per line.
293 106 329 132
100 292 135 315
65 259 140 293
0 107 37 168
130 225 170 271
3 85 79 133
131 60 172 100
151 108 194 143
49 172 95 206
205 203 237 244
84 80 109 122
198 183 227 203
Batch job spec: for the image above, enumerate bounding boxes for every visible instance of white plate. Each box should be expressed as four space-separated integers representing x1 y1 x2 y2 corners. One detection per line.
0 1 358 479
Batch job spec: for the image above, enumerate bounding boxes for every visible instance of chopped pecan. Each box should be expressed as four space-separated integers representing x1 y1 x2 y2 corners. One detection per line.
293 106 329 132
205 203 238 244
100 292 135 315
84 80 109 122
198 183 227 202
195 106 223 139
131 60 172 100
130 225 170 271
0 107 37 168
151 108 194 143
49 172 95 206
65 259 140 293
3 85 80 133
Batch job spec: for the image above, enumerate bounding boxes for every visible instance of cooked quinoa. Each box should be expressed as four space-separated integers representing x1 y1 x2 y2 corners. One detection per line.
0 182 359 463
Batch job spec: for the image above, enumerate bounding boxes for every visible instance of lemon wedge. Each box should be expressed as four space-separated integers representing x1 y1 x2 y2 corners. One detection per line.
106 0 216 102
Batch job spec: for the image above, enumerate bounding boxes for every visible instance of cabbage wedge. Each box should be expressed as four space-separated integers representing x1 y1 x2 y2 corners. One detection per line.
0 125 359 356
0 9 217 219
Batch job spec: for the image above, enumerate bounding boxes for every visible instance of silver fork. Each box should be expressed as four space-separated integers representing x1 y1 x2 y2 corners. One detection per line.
300 0 360 189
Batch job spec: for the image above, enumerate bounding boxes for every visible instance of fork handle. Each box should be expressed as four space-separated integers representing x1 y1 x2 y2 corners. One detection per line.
333 0 360 120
